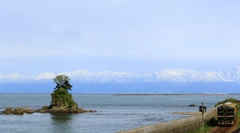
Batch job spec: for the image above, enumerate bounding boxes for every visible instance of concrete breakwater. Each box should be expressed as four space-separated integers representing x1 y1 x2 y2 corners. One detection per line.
116 107 216 133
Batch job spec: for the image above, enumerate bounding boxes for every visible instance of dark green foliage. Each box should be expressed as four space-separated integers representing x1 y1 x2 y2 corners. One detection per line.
62 80 72 91
215 98 239 107
51 88 76 107
186 118 218 133
53 75 72 91
51 75 76 108
206 118 218 127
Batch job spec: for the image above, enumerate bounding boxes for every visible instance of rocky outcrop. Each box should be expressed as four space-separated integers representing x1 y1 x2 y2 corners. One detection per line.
3 107 34 115
2 106 96 115
24 107 34 114
1 76 96 115
32 88 97 114
35 104 95 113
13 107 24 115
2 92 96 115
189 104 196 106
4 107 15 114
45 87 96 114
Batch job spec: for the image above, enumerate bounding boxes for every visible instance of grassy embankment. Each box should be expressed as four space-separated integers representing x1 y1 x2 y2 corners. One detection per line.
187 98 240 133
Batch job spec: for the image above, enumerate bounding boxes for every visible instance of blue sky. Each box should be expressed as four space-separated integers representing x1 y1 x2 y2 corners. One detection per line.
1 0 240 75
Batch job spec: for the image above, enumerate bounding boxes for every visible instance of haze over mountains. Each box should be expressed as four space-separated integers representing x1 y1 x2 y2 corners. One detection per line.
1 66 240 83
0 67 240 93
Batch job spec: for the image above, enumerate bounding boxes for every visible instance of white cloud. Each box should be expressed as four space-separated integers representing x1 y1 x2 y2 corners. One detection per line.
1 1 240 74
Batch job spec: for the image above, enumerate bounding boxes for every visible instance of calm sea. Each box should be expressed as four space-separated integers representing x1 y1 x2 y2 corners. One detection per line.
1 94 240 133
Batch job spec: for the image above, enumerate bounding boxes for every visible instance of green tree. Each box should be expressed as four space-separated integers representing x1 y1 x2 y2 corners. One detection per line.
53 75 72 91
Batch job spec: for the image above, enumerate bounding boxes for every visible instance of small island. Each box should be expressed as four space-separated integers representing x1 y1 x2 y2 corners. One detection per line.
2 75 96 115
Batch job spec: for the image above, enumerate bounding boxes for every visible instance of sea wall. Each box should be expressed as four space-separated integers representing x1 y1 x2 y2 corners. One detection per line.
116 107 216 133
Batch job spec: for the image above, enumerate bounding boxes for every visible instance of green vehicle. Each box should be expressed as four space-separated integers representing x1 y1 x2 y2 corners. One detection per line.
217 102 238 126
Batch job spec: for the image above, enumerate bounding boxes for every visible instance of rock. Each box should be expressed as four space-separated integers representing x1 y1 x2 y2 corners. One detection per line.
69 104 79 113
40 109 47 113
3 107 34 114
23 107 34 114
189 104 196 107
34 109 40 113
26 110 34 114
3 105 95 114
13 107 24 115
77 108 85 113
48 88 88 114
42 105 49 110
39 105 49 113
49 106 66 113
89 110 97 112
2 76 96 115
4 107 14 114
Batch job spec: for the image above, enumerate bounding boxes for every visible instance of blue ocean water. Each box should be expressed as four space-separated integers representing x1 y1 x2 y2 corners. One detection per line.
0 94 240 133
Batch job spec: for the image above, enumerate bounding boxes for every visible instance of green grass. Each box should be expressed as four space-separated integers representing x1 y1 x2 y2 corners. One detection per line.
188 98 240 133
215 97 239 107
237 111 240 128
186 118 218 133
51 88 76 107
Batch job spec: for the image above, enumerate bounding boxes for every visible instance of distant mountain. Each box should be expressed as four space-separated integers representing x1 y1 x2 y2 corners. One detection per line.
1 67 240 84
1 67 240 93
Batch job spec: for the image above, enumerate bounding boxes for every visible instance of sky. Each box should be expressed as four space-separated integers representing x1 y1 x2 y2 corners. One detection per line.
1 0 240 75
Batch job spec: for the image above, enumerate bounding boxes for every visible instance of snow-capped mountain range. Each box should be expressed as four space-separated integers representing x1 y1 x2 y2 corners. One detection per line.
1 67 240 83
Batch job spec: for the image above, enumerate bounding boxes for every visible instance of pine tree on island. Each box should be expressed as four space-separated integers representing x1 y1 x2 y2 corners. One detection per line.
53 75 72 91
47 75 84 113
2 75 96 114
